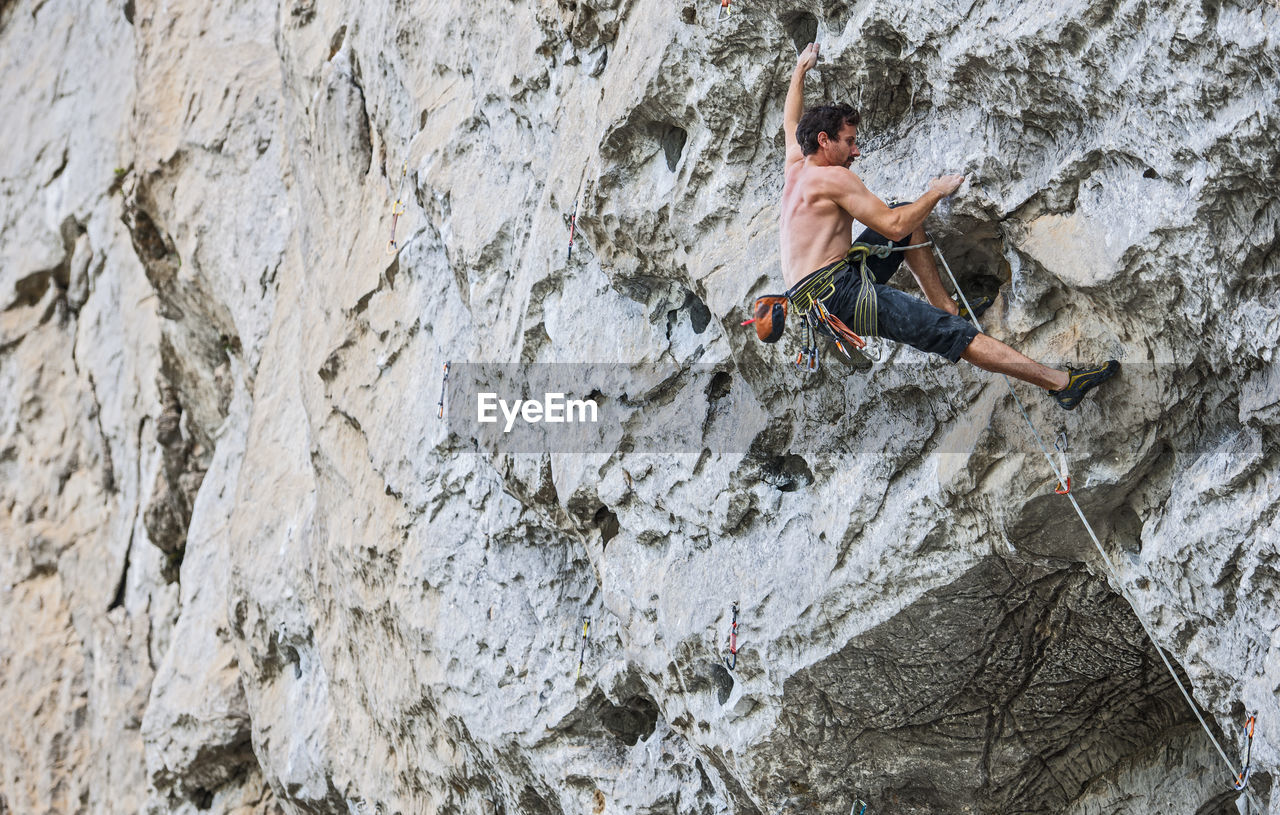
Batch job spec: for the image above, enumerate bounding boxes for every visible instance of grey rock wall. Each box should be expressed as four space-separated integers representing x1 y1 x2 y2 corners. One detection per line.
1 0 1278 813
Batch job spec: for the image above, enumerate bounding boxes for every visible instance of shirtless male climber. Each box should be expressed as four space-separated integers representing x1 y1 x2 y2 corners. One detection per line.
776 43 1117 409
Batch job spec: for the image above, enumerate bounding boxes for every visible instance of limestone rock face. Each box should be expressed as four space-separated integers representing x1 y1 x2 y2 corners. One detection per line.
1 0 1278 813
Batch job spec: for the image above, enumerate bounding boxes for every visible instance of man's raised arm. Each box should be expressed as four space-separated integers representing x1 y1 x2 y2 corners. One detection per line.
784 43 819 169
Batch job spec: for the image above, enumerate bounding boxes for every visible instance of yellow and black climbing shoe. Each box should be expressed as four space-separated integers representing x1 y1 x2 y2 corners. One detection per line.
1049 360 1120 410
957 295 993 321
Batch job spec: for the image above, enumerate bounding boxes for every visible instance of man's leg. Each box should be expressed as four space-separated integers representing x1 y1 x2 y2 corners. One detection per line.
901 223 959 315
961 333 1069 391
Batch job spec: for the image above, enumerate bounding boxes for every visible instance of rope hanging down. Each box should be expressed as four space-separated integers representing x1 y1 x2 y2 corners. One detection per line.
932 237 1255 790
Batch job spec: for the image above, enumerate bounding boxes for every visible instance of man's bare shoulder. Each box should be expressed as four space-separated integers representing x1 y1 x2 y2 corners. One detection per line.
798 164 862 195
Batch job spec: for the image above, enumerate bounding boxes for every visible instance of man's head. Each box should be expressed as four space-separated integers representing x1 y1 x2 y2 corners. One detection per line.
796 104 862 166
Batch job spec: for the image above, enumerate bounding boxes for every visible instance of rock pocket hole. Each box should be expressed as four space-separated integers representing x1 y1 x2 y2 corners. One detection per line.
667 289 711 336
593 505 620 547
783 11 819 53
660 125 687 172
600 694 660 745
762 453 813 493
712 662 735 705
707 371 732 401
328 25 346 60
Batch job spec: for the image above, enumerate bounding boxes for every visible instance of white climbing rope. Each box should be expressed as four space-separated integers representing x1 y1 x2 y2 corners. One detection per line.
932 240 1246 787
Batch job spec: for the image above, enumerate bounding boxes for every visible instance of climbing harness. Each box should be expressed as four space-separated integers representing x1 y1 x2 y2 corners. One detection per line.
934 238 1255 790
724 602 739 671
716 0 732 22
1235 714 1256 790
386 158 409 256
576 617 590 680
1054 431 1071 494
745 240 930 373
437 362 450 420
850 800 867 815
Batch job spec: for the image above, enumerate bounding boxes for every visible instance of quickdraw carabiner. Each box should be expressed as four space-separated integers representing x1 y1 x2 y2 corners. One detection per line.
576 616 590 680
1054 430 1071 494
1234 714 1256 790
386 159 409 256
851 799 868 815
724 602 739 671
437 362 450 420
566 197 580 263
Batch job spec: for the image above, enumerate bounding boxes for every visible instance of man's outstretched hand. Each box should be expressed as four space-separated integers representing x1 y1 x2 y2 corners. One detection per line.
796 42 819 74
929 174 965 197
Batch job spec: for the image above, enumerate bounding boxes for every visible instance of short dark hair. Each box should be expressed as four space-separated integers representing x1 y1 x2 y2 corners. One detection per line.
796 104 861 156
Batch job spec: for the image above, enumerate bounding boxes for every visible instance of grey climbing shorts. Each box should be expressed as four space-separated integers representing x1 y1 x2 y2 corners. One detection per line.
826 274 980 362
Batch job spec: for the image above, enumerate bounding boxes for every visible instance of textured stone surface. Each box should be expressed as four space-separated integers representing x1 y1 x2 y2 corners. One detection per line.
1 0 1278 813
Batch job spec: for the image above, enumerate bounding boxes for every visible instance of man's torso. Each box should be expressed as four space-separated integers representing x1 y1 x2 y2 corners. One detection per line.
779 160 857 288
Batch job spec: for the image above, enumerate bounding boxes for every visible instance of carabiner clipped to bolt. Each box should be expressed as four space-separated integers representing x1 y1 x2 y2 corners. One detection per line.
724 602 739 671
1054 430 1071 495
437 362 450 420
1235 714 1257 790
576 616 590 680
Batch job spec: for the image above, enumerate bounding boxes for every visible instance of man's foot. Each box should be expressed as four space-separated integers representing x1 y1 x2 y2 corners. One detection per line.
957 295 993 321
1049 360 1120 410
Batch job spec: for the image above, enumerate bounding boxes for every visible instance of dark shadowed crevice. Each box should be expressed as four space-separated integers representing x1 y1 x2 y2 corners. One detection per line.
593 505 620 547
759 453 813 493
107 532 132 611
660 125 687 172
711 662 734 705
782 11 818 53
600 694 659 746
666 288 711 337
328 25 346 59
518 785 562 815
684 290 710 333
